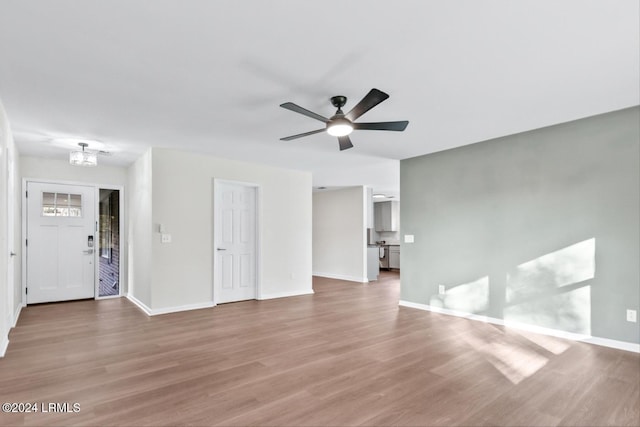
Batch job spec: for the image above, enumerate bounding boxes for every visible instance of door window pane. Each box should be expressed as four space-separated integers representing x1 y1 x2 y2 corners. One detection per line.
69 194 82 217
42 192 82 217
42 192 57 216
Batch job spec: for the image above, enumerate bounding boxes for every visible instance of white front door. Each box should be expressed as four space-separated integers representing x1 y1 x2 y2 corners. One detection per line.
215 181 257 303
26 182 96 304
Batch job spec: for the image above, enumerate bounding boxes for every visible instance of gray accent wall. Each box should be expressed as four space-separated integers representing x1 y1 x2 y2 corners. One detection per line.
400 107 640 344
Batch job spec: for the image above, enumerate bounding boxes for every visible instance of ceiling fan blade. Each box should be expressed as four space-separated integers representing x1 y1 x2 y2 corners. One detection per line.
280 128 326 141
280 102 329 123
338 135 354 151
345 88 389 121
353 121 409 131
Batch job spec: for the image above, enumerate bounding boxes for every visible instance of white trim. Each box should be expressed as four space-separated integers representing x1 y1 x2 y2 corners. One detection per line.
126 294 214 316
12 303 21 328
258 289 314 300
313 272 368 283
126 294 152 315
212 179 261 305
0 335 8 358
21 177 119 189
576 336 640 353
148 301 215 316
399 300 640 353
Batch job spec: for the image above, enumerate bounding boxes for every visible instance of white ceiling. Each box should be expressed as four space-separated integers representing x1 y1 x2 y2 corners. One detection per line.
1 0 638 198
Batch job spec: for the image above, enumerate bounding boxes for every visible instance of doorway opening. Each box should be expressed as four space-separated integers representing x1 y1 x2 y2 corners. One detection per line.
98 189 120 297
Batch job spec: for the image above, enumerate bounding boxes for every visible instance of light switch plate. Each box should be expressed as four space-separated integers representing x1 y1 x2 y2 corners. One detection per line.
627 309 637 323
404 234 414 243
161 234 172 243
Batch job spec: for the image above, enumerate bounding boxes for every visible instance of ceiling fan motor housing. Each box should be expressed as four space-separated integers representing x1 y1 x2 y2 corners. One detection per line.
330 95 347 109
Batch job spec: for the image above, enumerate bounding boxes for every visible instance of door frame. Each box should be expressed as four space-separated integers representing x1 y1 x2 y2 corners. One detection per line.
21 178 125 304
212 179 261 305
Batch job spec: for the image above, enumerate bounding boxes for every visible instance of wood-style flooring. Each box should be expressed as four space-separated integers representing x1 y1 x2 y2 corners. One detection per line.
1 272 638 426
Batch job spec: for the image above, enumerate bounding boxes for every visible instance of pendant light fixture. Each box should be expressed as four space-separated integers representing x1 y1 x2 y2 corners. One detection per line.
69 142 97 167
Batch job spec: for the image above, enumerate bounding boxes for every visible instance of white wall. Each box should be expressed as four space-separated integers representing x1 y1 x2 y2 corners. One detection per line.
148 147 312 310
313 187 367 282
20 156 128 186
127 150 152 307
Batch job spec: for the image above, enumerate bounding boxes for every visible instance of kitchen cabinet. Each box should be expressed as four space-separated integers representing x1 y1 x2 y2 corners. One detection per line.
374 201 399 232
388 246 400 269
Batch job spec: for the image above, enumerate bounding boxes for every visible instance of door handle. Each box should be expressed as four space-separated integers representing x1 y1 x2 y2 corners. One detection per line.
216 248 226 251
83 249 94 254
10 252 16 257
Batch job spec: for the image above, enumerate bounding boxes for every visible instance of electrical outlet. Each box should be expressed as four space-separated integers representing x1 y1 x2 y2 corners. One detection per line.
627 309 637 323
438 285 446 295
161 234 172 243
404 234 414 243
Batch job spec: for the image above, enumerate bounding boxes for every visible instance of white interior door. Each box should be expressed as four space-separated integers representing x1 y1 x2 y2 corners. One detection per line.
215 181 257 303
26 182 96 304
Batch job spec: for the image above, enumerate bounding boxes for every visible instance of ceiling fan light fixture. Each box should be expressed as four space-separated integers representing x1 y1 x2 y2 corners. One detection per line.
70 142 97 167
326 118 353 137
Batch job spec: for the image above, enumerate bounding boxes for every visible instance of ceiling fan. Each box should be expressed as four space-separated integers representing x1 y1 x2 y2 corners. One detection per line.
280 88 409 151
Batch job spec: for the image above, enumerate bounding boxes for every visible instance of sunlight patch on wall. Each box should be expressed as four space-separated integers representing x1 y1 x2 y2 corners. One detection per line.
504 239 595 335
507 238 595 303
505 283 591 335
430 276 489 314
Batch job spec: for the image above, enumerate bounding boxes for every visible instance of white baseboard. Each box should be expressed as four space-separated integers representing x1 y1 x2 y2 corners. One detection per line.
0 335 8 358
150 301 215 316
313 272 368 283
258 289 314 300
127 289 316 314
126 294 214 316
126 294 152 315
12 304 22 328
1 304 23 358
399 300 640 354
